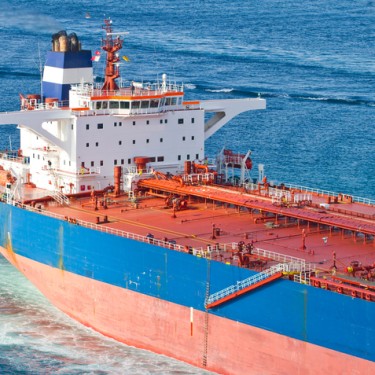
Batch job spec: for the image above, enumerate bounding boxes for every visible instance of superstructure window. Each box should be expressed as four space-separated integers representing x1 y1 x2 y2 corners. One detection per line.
109 102 119 109
178 155 181 161
114 122 117 127
191 136 195 140
196 154 199 159
86 143 89 147
133 140 136 144
187 154 190 160
114 159 117 165
141 101 149 109
146 120 150 125
91 161 94 167
100 160 103 166
133 121 136 126
182 137 186 141
160 138 163 142
150 99 159 108
121 159 124 165
119 141 122 145
146 139 149 143
86 124 89 130
178 119 184 124
128 158 131 164
157 156 164 162
97 123 103 129
96 142 99 147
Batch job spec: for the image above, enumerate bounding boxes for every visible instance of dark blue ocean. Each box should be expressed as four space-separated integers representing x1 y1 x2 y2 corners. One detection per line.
0 0 374 373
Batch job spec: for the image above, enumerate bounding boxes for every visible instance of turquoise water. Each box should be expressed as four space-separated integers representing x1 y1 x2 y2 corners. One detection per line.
0 0 374 373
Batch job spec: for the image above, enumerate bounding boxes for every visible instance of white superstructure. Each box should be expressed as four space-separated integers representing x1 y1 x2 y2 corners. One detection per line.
0 22 265 196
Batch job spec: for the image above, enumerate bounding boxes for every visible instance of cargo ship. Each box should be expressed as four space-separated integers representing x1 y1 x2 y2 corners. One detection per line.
0 20 374 375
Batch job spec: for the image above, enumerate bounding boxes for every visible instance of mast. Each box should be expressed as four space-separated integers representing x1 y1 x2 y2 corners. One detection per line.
101 19 123 91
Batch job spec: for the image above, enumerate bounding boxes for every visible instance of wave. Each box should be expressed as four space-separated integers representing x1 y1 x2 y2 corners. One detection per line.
212 87 375 107
205 88 234 93
184 83 196 90
0 70 40 79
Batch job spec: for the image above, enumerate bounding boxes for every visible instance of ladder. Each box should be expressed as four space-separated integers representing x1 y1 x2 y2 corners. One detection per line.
51 189 70 206
205 263 285 309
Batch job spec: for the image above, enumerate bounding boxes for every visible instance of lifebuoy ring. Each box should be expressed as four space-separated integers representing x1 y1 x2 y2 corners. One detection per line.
365 294 371 301
351 290 356 298
314 280 320 287
337 287 343 294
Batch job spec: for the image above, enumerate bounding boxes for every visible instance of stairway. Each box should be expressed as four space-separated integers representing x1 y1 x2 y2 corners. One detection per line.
51 189 70 206
205 263 285 309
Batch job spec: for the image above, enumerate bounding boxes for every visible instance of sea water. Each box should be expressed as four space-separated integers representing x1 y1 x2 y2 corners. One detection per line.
0 0 373 373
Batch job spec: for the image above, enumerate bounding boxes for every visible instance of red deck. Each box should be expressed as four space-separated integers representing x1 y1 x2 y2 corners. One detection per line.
21 177 375 292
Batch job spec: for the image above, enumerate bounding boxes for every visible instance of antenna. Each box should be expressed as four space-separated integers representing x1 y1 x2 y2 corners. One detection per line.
101 19 127 91
38 43 43 100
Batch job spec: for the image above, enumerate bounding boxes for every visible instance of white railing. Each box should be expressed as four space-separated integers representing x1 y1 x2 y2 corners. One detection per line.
206 263 286 306
283 183 375 206
243 181 375 206
51 190 70 206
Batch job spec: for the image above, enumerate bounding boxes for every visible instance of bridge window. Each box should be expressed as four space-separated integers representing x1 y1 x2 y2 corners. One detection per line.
132 101 140 109
141 101 149 109
109 101 119 109
150 99 159 108
120 102 129 109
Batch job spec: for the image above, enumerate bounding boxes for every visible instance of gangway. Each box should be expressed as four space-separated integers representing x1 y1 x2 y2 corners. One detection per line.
51 189 70 206
205 263 285 309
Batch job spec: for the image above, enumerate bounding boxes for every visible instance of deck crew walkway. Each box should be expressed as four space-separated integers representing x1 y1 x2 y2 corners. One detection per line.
138 179 375 236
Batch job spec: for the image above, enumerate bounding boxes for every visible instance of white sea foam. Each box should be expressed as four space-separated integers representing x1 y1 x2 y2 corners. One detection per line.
205 88 234 93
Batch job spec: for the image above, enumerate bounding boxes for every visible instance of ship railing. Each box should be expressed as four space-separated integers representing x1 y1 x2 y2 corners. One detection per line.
51 190 70 206
0 152 27 164
282 183 375 206
243 181 375 206
72 82 184 97
206 263 286 306
22 100 69 111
